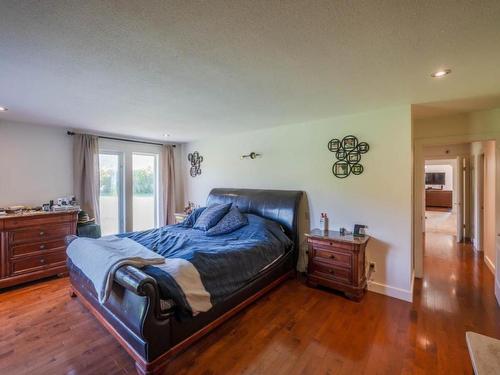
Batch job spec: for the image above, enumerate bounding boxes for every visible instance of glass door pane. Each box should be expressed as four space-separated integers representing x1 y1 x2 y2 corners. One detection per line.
99 153 123 235
132 153 158 231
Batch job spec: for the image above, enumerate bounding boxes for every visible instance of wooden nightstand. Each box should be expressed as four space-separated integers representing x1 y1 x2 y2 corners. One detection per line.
174 213 188 224
306 229 370 301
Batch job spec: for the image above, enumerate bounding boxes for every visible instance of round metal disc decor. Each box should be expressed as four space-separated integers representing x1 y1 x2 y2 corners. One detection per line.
188 151 203 177
346 150 361 164
336 149 347 161
357 142 370 154
342 135 358 151
328 138 341 152
351 163 364 175
327 135 369 178
332 161 350 178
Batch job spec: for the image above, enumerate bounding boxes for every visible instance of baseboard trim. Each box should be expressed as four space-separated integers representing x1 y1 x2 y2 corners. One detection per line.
484 255 495 275
368 278 413 303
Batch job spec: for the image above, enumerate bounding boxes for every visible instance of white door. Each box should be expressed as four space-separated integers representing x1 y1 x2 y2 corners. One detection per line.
456 156 464 242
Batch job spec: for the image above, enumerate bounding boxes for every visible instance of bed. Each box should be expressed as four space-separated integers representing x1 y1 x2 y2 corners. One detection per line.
67 188 303 375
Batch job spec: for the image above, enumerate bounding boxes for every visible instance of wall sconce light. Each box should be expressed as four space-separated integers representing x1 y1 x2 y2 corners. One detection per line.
241 152 261 160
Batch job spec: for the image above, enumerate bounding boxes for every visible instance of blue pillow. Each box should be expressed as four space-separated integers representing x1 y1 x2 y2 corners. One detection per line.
193 203 232 231
180 207 206 227
206 207 248 236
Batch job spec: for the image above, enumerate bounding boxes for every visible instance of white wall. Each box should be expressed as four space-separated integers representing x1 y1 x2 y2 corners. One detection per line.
182 106 414 302
0 120 73 207
424 163 453 191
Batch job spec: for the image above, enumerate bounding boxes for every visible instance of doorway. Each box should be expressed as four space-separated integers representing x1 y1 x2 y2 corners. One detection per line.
424 159 457 237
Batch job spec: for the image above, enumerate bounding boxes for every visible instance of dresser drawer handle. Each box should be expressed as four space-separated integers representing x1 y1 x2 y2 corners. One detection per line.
39 231 45 236
40 244 46 250
329 242 333 246
40 259 45 264
328 269 335 274
329 254 336 259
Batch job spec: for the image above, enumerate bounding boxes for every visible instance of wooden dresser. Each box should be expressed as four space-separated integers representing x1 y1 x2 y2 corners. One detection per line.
306 229 370 301
425 189 452 208
0 211 78 288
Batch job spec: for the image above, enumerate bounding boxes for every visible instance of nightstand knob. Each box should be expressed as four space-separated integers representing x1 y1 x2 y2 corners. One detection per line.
329 242 333 246
40 259 45 264
328 269 335 274
39 231 45 236
329 254 335 259
40 244 45 250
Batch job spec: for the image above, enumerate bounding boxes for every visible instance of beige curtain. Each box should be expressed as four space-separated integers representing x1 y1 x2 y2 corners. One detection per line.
73 134 100 223
162 145 176 225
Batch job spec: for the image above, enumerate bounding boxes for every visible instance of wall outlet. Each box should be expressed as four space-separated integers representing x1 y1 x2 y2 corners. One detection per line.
369 262 376 271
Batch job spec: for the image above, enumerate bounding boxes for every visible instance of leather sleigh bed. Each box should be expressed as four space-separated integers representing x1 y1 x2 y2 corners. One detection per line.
67 188 303 374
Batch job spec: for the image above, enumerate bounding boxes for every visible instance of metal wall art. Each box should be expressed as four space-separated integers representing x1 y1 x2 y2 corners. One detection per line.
328 135 369 178
188 151 203 177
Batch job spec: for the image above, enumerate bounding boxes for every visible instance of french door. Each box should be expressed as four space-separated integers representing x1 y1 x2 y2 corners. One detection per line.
99 152 124 235
132 153 159 231
99 146 160 235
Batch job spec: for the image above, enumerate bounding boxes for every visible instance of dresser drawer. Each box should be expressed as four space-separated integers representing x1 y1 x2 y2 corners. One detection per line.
11 252 67 275
10 224 72 245
313 247 351 267
310 261 351 284
10 238 66 258
3 213 75 229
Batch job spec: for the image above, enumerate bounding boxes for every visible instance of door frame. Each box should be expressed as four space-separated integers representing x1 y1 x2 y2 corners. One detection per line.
413 134 497 279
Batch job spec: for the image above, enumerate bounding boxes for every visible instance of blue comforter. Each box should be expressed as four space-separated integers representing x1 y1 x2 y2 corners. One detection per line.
118 214 292 314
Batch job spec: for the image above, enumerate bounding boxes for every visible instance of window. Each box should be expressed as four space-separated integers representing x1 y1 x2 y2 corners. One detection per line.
99 152 124 235
99 140 161 235
133 153 159 231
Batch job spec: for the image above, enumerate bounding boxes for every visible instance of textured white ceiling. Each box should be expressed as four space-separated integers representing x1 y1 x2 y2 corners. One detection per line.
1 1 500 142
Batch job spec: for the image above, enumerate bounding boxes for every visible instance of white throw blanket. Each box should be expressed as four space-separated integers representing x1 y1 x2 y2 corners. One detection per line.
67 236 165 303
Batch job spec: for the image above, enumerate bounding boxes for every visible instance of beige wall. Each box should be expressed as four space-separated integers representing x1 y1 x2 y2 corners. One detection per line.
0 120 73 207
182 106 414 301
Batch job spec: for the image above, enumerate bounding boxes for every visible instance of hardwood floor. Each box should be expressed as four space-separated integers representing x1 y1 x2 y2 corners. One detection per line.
1 232 499 374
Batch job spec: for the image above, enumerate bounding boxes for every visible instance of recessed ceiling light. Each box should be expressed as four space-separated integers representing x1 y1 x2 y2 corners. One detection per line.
431 69 451 78
0 106 8 112
163 133 170 137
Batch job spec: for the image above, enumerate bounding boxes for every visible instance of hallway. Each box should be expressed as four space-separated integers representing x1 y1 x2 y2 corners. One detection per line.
413 232 500 372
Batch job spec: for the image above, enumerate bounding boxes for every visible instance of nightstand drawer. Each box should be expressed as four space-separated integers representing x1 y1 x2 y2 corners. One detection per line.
310 261 351 284
309 238 354 251
314 248 351 267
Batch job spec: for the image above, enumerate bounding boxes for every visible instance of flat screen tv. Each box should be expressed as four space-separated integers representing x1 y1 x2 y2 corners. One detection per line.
425 172 445 185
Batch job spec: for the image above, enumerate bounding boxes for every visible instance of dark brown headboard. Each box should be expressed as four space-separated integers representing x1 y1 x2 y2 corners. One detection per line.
206 188 303 263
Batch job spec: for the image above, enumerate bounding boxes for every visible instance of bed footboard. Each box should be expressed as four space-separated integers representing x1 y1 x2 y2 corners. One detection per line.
67 257 173 368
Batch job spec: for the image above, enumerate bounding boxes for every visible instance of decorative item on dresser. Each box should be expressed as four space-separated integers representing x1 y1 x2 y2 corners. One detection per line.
174 212 188 224
0 210 78 288
306 228 370 301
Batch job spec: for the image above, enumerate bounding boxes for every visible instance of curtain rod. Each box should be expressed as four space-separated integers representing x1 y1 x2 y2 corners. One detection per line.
67 131 176 147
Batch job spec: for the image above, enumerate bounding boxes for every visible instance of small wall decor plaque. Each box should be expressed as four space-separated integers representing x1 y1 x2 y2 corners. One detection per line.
188 151 203 177
328 135 369 178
